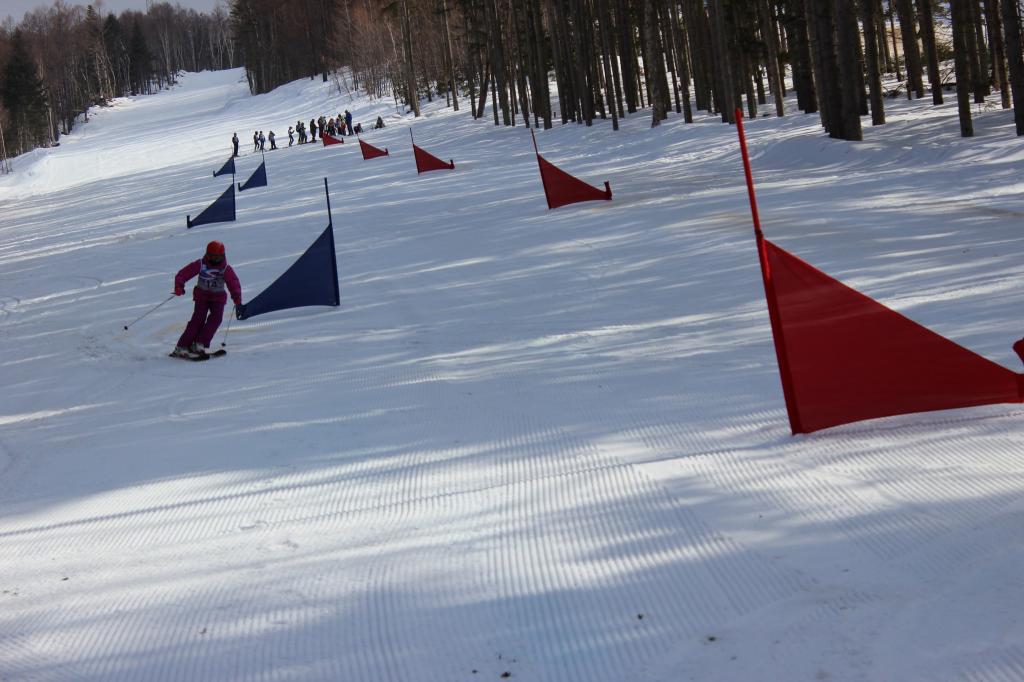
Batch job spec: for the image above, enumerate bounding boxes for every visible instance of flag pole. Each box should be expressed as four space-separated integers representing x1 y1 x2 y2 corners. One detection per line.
324 177 340 305
530 129 551 209
323 177 333 225
735 108 802 434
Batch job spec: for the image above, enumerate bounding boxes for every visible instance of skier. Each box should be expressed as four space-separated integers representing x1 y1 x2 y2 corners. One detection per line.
259 131 266 152
345 109 353 136
172 241 242 358
268 130 277 150
232 132 239 157
309 118 317 142
253 130 259 152
288 126 294 146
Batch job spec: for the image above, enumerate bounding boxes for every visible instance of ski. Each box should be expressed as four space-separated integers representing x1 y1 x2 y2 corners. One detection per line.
169 349 227 361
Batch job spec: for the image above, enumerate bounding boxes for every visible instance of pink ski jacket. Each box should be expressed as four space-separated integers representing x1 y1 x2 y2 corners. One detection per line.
175 256 242 305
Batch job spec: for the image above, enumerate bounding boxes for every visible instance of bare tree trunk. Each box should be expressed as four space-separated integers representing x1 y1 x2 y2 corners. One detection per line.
806 0 842 135
668 0 693 122
760 0 785 116
877 0 892 72
834 0 863 139
491 71 499 125
951 0 975 136
617 0 640 113
441 0 459 111
783 0 818 113
983 0 1011 107
708 0 737 122
894 0 924 97
888 2 903 81
917 0 944 104
1002 0 1024 133
963 0 987 102
970 0 991 99
401 0 420 116
862 0 886 123
597 0 620 130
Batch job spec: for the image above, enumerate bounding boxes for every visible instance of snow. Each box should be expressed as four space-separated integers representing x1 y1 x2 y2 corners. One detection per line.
1 68 1024 681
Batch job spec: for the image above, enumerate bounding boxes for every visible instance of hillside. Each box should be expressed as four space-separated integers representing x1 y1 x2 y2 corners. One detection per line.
1 68 1023 681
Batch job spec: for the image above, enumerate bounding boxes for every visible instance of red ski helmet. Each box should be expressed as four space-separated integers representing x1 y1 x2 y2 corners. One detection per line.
206 241 225 257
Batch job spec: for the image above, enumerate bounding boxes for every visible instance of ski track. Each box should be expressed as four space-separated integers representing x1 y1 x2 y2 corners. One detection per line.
961 647 1024 682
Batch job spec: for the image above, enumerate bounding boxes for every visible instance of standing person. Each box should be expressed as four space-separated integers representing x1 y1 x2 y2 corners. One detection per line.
259 131 266 151
309 118 317 142
231 132 239 157
288 126 294 146
253 130 259 152
171 240 242 358
345 109 353 136
268 130 277 150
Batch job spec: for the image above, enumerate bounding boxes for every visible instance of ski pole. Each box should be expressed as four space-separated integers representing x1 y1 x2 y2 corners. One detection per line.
219 308 234 348
123 294 175 331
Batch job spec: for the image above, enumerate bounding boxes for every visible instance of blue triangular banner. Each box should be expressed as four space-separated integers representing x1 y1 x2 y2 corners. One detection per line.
237 161 267 192
236 221 340 320
213 157 235 177
187 184 236 229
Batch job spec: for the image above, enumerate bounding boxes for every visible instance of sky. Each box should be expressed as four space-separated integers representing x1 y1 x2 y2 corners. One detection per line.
2 0 223 24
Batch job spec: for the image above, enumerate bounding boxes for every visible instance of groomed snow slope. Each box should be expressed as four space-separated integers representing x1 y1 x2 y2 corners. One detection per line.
1 68 1023 681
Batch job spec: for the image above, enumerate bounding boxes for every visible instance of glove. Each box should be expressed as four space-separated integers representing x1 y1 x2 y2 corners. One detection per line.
232 296 242 307
234 303 245 320
174 285 184 296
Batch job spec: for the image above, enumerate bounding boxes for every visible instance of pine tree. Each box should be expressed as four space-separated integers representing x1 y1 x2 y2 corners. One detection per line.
0 30 49 155
128 19 153 96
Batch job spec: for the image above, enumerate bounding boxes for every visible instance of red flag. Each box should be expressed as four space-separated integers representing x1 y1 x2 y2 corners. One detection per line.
734 108 1022 434
359 138 389 160
536 154 612 209
322 133 344 146
413 144 454 173
761 239 1022 433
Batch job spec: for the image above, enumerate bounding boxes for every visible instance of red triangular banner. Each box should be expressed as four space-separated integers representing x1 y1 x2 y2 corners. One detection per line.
359 138 389 160
322 133 344 146
762 238 1023 433
413 143 454 173
536 154 612 209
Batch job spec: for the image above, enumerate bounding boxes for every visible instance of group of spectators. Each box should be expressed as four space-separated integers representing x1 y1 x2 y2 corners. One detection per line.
230 111 388 156
288 110 357 146
250 130 276 151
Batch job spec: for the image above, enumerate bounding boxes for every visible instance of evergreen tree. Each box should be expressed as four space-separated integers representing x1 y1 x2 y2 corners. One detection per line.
128 18 153 95
0 30 49 155
103 14 130 96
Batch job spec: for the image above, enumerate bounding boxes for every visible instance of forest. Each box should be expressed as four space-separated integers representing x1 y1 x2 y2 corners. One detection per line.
0 2 234 168
2 0 1024 172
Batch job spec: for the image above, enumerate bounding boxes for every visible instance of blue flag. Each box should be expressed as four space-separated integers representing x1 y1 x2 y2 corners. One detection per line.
236 222 340 320
213 157 235 178
237 161 267 192
187 184 236 229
